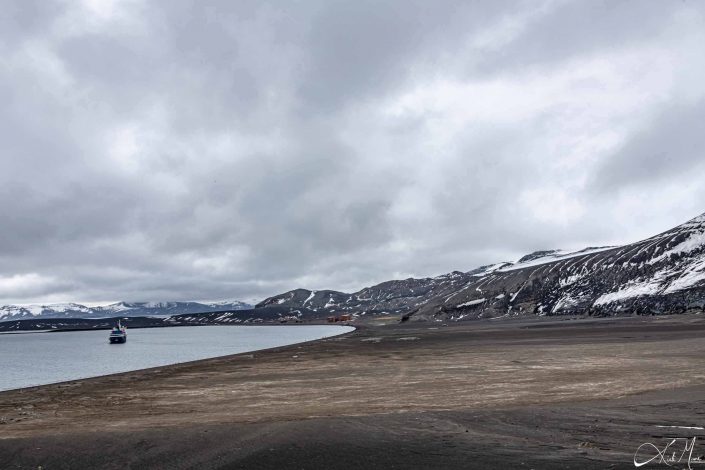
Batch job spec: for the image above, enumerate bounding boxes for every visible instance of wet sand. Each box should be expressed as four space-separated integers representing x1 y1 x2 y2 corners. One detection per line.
2 315 705 469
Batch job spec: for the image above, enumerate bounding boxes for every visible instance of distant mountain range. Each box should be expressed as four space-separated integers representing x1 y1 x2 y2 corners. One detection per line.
0 305 301 332
0 301 252 322
255 212 705 321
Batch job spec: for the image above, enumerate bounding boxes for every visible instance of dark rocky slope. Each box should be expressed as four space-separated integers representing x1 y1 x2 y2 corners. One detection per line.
257 212 705 321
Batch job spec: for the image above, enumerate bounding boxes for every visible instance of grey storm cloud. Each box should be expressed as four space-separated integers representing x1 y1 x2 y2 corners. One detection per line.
1 0 705 305
593 101 705 191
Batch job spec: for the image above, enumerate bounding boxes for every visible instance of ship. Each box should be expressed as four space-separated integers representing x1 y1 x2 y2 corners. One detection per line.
109 320 127 344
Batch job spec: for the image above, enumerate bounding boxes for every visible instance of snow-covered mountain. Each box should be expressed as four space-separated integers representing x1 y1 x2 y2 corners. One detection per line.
0 300 252 322
256 212 705 321
0 303 93 321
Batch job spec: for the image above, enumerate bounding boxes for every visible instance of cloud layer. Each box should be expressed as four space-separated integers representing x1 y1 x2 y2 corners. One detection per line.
2 0 705 304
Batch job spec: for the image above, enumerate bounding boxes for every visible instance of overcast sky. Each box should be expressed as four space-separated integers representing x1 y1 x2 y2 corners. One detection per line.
1 0 705 305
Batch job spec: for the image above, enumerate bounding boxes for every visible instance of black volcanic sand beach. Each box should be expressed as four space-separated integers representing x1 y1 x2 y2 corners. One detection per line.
2 315 705 469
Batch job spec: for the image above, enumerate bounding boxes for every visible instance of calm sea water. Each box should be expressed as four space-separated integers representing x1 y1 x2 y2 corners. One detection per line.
0 325 353 392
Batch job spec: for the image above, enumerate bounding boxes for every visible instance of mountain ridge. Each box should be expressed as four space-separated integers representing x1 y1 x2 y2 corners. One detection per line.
256 212 705 321
0 300 253 322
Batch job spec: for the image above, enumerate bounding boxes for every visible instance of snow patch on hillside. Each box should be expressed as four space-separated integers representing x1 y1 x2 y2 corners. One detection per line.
552 294 585 313
303 291 317 306
457 298 485 308
499 246 615 272
664 257 705 294
593 279 663 306
649 231 705 264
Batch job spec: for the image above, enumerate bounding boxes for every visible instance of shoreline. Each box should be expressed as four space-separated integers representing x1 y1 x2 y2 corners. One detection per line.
0 324 356 394
2 315 705 468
